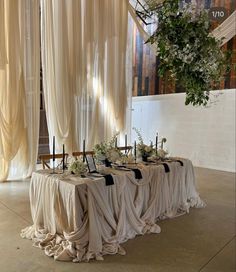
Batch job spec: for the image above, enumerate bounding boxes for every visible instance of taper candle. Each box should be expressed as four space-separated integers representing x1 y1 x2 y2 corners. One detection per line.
52 136 55 172
125 134 127 155
62 144 65 171
53 136 55 161
83 139 85 162
155 133 158 155
134 140 137 161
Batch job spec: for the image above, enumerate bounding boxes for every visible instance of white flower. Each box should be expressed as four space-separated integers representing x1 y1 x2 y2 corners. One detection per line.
107 148 121 162
96 154 106 161
68 159 87 175
94 134 122 163
120 154 135 164
144 146 152 153
158 149 168 159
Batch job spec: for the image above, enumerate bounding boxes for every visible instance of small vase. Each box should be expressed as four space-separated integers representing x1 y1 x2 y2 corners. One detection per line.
142 155 149 162
102 158 112 167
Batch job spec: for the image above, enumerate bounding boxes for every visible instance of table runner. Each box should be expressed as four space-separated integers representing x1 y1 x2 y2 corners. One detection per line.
21 159 205 262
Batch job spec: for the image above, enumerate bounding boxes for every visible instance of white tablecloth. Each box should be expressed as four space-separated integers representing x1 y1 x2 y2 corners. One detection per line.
21 159 205 262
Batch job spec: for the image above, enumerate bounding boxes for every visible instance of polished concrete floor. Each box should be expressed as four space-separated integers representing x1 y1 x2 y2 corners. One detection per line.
0 167 235 272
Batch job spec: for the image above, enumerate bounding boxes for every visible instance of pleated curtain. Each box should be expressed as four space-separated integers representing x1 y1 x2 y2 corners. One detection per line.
40 0 129 153
0 0 40 182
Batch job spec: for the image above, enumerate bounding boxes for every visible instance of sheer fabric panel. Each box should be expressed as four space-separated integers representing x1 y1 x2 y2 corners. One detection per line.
0 0 7 68
0 0 40 182
40 0 129 153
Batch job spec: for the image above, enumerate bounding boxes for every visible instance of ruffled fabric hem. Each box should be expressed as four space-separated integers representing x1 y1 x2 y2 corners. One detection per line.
21 196 204 263
21 220 162 262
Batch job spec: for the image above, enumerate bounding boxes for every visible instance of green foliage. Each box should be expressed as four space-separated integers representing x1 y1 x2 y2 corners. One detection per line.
146 0 231 106
132 127 155 157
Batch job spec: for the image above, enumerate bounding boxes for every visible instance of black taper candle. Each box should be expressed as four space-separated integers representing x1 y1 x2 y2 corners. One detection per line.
125 134 127 155
53 136 55 160
134 140 137 162
115 137 117 148
62 144 65 171
83 139 85 162
156 133 158 155
52 136 55 172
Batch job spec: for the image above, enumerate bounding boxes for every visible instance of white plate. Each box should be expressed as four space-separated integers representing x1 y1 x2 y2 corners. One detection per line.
89 173 104 178
115 167 131 171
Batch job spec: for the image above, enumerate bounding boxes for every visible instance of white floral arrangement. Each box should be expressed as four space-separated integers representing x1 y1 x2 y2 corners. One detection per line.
133 127 155 157
68 157 87 175
93 133 122 163
93 142 108 161
106 147 122 162
157 148 168 159
137 143 154 157
119 154 135 164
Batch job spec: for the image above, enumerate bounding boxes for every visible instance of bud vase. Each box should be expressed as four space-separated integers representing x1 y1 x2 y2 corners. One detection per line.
142 154 149 162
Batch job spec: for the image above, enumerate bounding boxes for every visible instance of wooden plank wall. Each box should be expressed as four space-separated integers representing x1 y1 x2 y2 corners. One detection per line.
132 0 236 96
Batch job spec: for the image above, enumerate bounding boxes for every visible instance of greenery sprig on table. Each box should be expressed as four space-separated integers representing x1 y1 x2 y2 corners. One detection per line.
133 127 168 160
143 0 231 106
133 127 155 158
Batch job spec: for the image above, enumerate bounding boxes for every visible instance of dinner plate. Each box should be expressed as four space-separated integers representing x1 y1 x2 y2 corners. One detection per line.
115 167 131 171
89 173 104 178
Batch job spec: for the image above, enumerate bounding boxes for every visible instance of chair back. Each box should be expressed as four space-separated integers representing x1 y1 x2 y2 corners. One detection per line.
72 151 95 159
38 153 68 169
117 146 133 155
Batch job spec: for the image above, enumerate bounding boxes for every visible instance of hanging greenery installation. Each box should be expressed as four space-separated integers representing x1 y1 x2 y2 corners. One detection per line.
142 0 231 106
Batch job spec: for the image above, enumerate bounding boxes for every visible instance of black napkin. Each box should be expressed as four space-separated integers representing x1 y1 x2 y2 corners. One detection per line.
130 169 142 179
103 174 114 186
176 160 184 166
161 163 170 173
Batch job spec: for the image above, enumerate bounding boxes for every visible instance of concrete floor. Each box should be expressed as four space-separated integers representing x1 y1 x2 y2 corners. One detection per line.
0 167 235 272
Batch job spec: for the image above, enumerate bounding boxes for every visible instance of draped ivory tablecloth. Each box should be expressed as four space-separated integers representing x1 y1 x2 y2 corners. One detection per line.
21 159 205 262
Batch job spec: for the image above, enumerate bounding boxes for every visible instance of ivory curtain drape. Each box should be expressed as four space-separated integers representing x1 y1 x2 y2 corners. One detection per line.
41 0 129 154
0 0 7 69
0 0 40 182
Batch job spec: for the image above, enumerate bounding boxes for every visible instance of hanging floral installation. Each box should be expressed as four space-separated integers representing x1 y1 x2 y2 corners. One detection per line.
138 0 231 106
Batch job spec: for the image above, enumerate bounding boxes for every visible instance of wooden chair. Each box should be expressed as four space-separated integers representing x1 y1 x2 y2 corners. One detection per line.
72 151 95 159
117 146 133 155
38 153 68 169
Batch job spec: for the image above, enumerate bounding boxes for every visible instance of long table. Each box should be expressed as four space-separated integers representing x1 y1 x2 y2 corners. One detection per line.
21 159 205 262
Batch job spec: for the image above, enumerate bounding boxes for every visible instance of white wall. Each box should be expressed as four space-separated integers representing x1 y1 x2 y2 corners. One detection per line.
131 89 236 172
